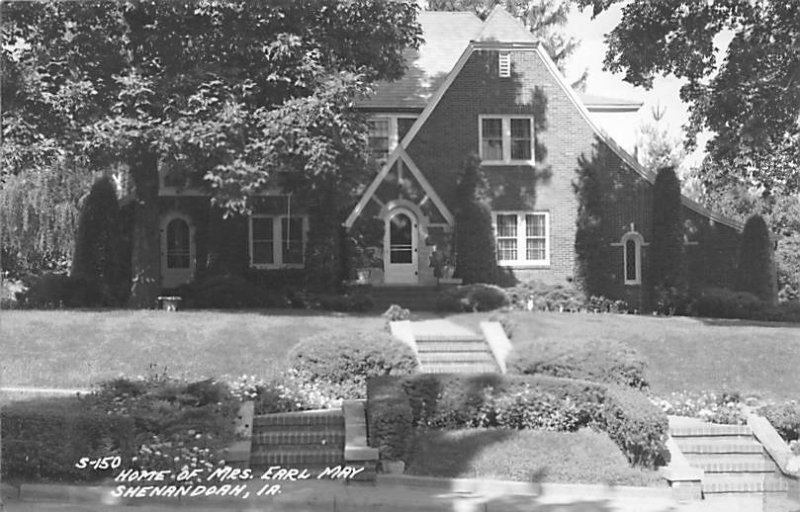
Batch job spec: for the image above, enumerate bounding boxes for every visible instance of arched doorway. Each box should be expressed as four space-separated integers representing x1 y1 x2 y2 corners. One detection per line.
160 213 195 288
384 208 418 284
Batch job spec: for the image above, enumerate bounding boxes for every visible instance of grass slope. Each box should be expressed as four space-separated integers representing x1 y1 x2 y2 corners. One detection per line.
452 312 800 400
405 428 665 487
0 310 383 388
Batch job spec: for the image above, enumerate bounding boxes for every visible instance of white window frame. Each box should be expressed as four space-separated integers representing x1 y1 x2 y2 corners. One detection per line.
621 231 644 285
498 53 511 78
249 215 309 269
479 115 535 165
493 211 550 267
367 114 419 163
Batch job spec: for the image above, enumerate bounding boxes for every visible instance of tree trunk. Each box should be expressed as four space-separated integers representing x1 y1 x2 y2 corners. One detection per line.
127 149 161 308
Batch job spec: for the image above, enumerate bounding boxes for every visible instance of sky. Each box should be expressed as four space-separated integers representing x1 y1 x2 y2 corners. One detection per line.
563 3 733 171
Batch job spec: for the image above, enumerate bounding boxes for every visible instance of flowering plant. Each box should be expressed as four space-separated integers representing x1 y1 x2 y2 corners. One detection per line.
651 391 748 425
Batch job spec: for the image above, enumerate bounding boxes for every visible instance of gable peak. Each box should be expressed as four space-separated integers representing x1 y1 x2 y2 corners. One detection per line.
477 5 537 43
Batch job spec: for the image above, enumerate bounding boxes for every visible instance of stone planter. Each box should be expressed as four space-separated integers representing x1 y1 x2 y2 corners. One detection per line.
158 296 182 311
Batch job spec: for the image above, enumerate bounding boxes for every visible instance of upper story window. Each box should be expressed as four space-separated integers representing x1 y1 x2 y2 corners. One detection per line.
367 114 418 164
494 211 550 266
479 115 534 164
250 215 308 268
498 53 511 77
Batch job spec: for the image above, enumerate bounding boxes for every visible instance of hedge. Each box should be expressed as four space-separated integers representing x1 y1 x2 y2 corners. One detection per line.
366 374 668 469
287 330 418 385
759 401 800 443
366 376 413 461
507 337 649 389
436 283 510 312
692 287 800 322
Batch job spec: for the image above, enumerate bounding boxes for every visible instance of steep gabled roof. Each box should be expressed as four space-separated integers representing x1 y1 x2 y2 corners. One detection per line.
476 5 537 42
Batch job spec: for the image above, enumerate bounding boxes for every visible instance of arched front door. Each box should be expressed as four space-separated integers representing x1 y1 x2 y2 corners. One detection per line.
384 208 418 284
160 213 195 288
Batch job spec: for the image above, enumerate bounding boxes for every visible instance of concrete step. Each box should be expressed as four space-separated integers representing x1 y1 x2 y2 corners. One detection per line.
415 341 490 352
675 437 763 455
670 423 752 437
250 445 344 466
686 454 778 473
415 334 486 342
418 351 495 363
420 363 498 374
702 473 790 494
252 430 346 447
253 410 343 428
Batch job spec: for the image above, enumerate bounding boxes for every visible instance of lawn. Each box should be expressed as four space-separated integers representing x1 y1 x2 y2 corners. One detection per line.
452 311 800 401
0 309 384 388
405 427 665 487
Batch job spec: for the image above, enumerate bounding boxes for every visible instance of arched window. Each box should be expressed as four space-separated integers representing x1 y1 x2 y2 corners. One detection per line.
621 232 643 285
166 218 190 269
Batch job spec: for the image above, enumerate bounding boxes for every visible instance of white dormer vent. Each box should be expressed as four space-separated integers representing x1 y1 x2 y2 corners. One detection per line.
498 53 511 77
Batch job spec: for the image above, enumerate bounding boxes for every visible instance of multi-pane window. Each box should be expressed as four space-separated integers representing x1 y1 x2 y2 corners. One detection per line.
367 115 418 164
494 212 549 265
166 218 191 268
479 116 534 164
250 216 307 267
622 232 643 285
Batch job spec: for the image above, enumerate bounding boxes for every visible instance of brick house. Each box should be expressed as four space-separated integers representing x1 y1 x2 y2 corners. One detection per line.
156 7 742 309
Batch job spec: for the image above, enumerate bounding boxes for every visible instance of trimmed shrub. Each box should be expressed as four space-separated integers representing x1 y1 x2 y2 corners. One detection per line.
16 273 116 308
759 401 800 443
650 167 687 312
508 337 648 389
454 155 497 284
692 287 767 319
737 215 777 304
315 292 374 312
369 374 668 469
436 283 510 312
366 376 413 461
287 330 418 386
177 274 289 309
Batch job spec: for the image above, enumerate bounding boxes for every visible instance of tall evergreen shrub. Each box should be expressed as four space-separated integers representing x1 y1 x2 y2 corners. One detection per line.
650 167 687 311
454 155 497 284
574 155 610 296
737 214 777 304
71 176 124 293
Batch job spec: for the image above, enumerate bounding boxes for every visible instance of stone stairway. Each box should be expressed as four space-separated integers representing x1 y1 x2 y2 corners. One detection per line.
670 418 790 496
409 319 499 374
249 409 345 475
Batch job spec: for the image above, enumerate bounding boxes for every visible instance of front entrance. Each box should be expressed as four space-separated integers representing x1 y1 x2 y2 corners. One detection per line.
384 208 418 284
160 213 195 289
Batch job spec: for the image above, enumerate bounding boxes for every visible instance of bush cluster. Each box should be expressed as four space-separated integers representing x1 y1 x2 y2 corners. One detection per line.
1 375 239 483
177 274 291 309
287 330 418 386
313 292 374 313
367 374 668 469
507 337 648 389
15 273 120 309
504 281 629 314
367 376 413 461
436 284 510 312
692 287 800 322
759 401 800 443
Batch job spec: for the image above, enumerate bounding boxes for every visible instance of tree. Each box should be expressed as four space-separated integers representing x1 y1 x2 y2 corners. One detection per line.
576 0 800 196
454 154 497 284
636 104 686 176
428 0 587 89
2 1 422 306
650 167 686 311
737 215 777 304
574 152 610 297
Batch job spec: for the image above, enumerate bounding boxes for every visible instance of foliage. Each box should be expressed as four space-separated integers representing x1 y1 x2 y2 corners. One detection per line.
1 374 239 483
652 391 748 426
650 167 686 311
3 1 422 306
15 272 118 308
507 336 648 389
176 274 290 309
313 292 374 313
576 0 800 196
759 401 800 444
436 283 510 312
737 215 777 304
504 280 629 313
691 286 767 320
372 373 668 468
635 105 686 175
287 330 418 387
367 376 414 462
428 0 586 89
382 304 411 322
776 234 800 301
574 150 611 297
453 155 498 284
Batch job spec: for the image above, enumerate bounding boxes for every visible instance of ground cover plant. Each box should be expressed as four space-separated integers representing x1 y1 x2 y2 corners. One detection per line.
404 428 665 486
0 310 384 388
452 311 800 401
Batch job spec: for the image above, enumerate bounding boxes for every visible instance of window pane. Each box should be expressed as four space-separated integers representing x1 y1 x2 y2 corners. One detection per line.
482 118 502 138
282 217 304 264
626 239 637 281
397 117 416 141
496 214 517 237
497 239 517 261
482 118 503 161
368 118 390 161
252 218 273 241
525 214 545 237
253 241 273 265
510 119 532 160
526 239 545 261
166 219 190 269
